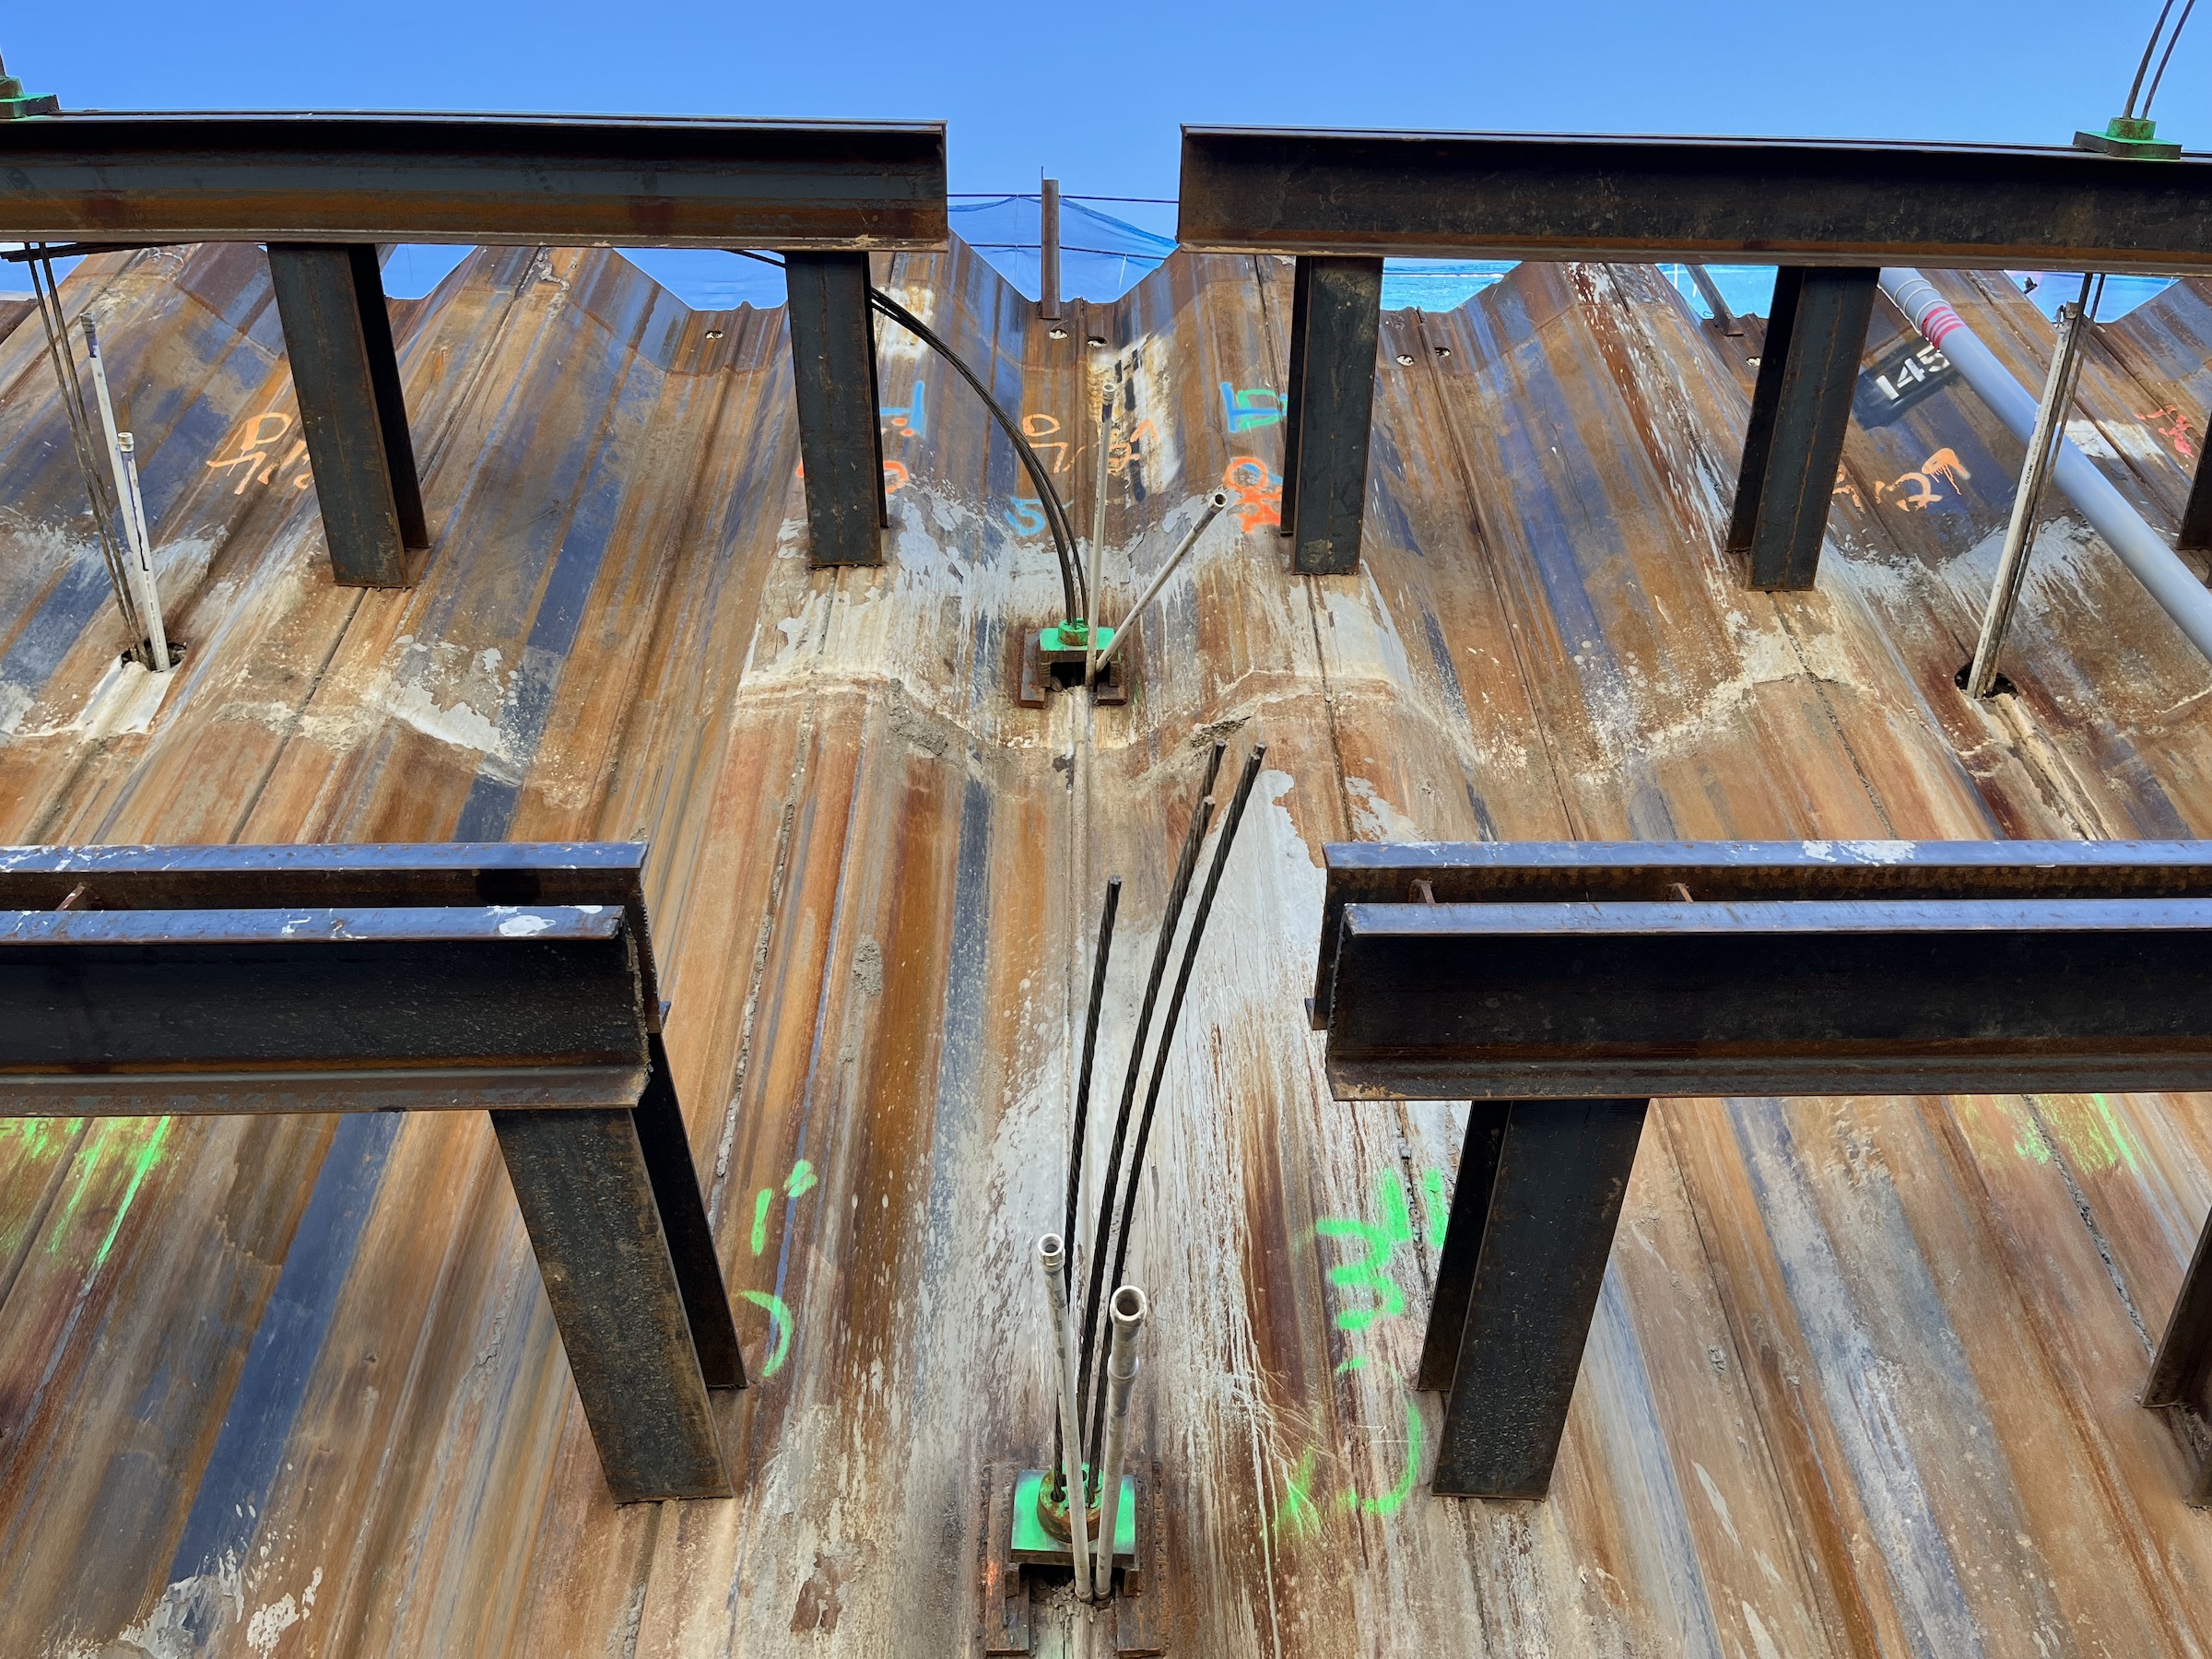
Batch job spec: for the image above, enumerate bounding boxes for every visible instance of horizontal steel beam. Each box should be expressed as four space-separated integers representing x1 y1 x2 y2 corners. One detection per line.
1312 838 2212 1027
1316 838 2212 1508
0 839 666 1020
1179 127 2212 275
0 905 649 1112
0 112 947 248
1327 896 2212 1100
0 839 742 1501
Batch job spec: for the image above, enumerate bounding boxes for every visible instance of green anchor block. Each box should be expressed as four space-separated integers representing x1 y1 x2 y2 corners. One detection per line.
2073 116 2183 160
0 60 59 121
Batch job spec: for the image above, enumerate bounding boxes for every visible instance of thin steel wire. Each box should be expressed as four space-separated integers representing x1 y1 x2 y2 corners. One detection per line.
2128 0 2182 116
2146 0 2199 112
26 251 144 653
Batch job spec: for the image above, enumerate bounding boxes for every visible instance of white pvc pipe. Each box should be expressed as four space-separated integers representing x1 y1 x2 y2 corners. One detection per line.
1880 269 2212 667
1037 1235 1092 1600
1093 1283 1147 1593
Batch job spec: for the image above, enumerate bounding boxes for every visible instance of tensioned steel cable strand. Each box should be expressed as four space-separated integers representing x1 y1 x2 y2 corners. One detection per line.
28 254 143 647
865 287 1087 617
1051 873 1121 1492
1076 746 1223 1430
1088 743 1265 1470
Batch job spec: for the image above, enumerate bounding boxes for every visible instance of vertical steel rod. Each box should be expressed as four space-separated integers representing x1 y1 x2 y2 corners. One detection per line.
1967 287 2094 698
1040 178 1062 322
1093 743 1265 1468
1038 1235 1093 1599
83 324 168 672
1094 1284 1147 1594
1685 264 1742 335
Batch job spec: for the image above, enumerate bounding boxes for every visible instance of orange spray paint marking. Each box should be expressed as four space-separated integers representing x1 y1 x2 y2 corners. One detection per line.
1223 455 1282 534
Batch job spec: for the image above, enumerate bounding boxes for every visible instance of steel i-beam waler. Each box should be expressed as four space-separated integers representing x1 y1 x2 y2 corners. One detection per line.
1179 126 2212 582
0 840 744 1503
1310 838 2212 1503
0 113 947 582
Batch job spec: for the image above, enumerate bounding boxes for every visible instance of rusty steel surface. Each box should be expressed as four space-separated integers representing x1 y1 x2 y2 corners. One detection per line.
1178 126 2212 273
2 227 2212 1655
0 113 950 248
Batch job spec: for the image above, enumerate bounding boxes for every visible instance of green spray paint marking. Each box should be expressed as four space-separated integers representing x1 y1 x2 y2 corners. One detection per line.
750 1187 773 1255
1266 1447 1324 1543
2079 1094 2143 1174
1421 1167 1448 1250
737 1289 794 1376
749 1158 820 1257
1347 1396 1424 1517
92 1117 171 1271
737 1159 819 1374
1313 1169 1417 1332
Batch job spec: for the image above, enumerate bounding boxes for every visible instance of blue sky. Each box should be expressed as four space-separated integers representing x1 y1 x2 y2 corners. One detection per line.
7 0 2206 215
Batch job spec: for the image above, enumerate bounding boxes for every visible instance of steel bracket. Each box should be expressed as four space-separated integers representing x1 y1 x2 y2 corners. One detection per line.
1016 626 1126 707
975 1460 1166 1654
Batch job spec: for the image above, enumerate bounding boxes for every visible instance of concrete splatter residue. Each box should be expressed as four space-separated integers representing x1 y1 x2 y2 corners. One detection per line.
379 638 511 765
243 1568 320 1655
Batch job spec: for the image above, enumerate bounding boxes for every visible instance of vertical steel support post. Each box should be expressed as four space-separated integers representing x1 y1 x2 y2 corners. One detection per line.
1726 265 1879 590
2179 431 2212 554
1428 1099 1650 1498
631 1034 747 1389
1279 254 1383 576
266 243 428 586
1415 1101 1512 1391
785 251 887 567
2146 1206 2212 1505
1040 177 1062 322
492 1108 732 1501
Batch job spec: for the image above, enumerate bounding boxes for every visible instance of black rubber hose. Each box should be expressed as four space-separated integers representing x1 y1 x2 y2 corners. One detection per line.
1076 743 1224 1432
1087 744 1265 1469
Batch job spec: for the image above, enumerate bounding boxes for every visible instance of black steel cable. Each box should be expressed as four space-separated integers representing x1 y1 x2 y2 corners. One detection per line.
864 287 1086 617
27 253 143 652
1075 744 1224 1435
1049 874 1121 1497
2128 0 2182 116
2146 0 2199 113
1063 877 1122 1287
726 249 1088 618
1086 744 1266 1469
